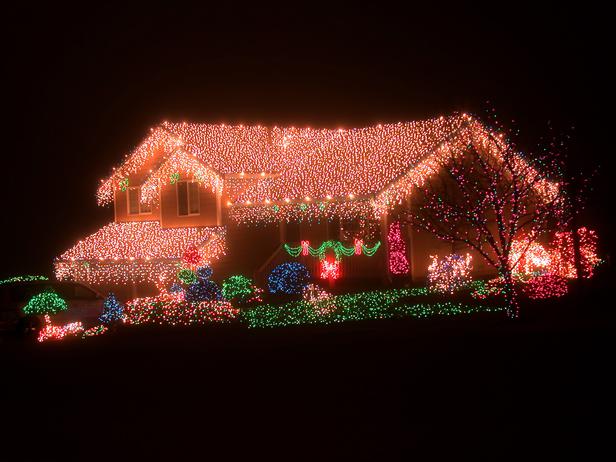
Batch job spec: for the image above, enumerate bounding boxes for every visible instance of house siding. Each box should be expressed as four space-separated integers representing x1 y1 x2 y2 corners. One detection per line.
114 188 161 222
158 182 219 228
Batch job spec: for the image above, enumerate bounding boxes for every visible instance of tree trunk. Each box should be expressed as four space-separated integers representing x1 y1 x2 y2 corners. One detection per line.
501 267 520 320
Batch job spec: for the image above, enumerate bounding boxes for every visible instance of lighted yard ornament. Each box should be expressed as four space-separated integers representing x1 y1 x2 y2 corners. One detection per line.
99 293 124 325
268 262 310 294
509 238 552 277
302 283 335 315
185 266 222 302
23 290 84 342
320 258 340 281
427 254 473 293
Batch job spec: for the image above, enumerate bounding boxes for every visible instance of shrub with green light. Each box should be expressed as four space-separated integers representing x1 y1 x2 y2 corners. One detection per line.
177 268 197 285
222 275 255 303
242 288 504 328
23 291 68 316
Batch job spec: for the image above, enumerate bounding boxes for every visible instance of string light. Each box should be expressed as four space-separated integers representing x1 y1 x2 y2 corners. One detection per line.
99 293 124 325
82 325 109 338
524 274 568 299
268 262 310 294
37 319 84 342
177 268 197 285
0 275 48 285
221 275 259 304
23 291 67 316
241 288 503 329
95 116 547 225
284 240 381 260
319 259 341 280
124 292 239 326
98 117 470 209
551 227 600 279
184 266 222 302
509 238 552 277
302 283 334 316
55 222 226 284
387 221 409 275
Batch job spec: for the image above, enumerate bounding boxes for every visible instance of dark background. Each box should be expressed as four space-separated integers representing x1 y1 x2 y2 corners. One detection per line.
1 5 612 278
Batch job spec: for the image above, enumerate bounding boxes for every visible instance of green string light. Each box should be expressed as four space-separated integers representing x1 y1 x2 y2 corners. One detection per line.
283 240 381 260
241 288 503 328
0 275 48 285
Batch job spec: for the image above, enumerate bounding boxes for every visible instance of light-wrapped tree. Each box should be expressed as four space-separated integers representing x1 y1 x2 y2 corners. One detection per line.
403 123 569 318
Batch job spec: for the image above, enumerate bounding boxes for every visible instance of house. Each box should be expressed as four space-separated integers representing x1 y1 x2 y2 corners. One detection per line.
55 113 503 297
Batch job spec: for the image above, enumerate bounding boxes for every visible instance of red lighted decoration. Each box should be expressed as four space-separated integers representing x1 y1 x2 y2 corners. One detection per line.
387 221 409 275
551 227 600 279
182 245 203 267
354 238 363 255
524 274 568 299
320 259 341 280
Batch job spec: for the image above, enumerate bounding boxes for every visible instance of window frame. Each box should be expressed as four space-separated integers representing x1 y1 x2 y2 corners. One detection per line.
176 180 200 217
126 187 152 215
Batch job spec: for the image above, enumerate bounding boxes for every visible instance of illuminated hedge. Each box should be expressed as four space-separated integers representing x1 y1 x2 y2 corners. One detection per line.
124 293 239 326
242 288 503 328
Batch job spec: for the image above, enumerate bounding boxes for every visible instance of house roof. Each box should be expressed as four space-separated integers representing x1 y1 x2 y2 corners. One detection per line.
97 114 474 206
56 221 225 262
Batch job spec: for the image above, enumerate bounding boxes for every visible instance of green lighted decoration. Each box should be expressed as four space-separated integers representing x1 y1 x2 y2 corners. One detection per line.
241 287 503 328
170 172 180 184
23 291 68 316
0 275 48 285
222 275 254 303
177 268 197 285
284 240 381 260
119 177 129 192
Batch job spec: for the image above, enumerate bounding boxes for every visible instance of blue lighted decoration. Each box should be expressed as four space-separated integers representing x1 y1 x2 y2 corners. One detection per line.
184 266 222 302
268 262 310 294
99 293 124 324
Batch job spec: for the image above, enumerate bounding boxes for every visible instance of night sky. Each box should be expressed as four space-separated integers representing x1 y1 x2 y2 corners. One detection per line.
2 5 611 278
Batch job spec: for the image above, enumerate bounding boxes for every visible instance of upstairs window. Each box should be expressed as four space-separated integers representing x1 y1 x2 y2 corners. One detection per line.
177 181 200 216
127 187 152 215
